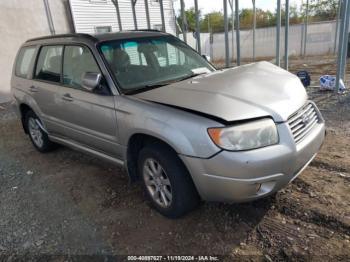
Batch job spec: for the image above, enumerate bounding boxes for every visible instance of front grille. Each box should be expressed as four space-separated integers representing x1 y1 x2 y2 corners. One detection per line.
288 103 319 143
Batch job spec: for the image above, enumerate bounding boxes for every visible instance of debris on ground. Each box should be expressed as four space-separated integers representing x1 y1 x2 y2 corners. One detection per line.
320 75 346 92
0 55 349 259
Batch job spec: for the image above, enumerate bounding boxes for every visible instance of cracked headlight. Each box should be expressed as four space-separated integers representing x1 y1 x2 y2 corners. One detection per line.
208 118 279 151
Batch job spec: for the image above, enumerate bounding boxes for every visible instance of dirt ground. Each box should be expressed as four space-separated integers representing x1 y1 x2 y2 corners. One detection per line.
0 56 349 261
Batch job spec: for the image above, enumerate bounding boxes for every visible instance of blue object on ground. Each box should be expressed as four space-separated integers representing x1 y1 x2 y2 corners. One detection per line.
296 70 311 87
320 75 346 92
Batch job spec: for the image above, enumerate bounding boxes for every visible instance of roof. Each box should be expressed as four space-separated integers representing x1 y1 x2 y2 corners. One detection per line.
94 30 169 42
26 30 170 44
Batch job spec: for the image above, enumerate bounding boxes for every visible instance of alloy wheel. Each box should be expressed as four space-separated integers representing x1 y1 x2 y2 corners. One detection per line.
143 158 173 208
28 117 44 148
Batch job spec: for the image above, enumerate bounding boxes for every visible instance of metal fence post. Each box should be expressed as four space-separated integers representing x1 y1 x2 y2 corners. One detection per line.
144 0 151 29
334 0 342 54
224 0 230 67
159 0 166 32
343 3 350 81
276 0 281 66
230 0 235 62
194 0 201 54
335 0 348 92
340 0 350 81
43 0 55 35
284 0 290 70
210 32 214 60
235 0 241 66
227 0 235 63
303 0 309 56
131 0 138 30
252 0 256 61
180 0 187 43
111 0 122 31
300 23 304 56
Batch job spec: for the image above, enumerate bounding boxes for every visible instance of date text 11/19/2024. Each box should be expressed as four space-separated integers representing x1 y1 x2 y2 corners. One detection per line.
127 255 219 261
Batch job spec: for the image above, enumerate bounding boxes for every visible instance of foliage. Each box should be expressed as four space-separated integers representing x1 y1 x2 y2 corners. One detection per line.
302 0 339 22
200 12 232 33
176 7 198 32
177 0 339 33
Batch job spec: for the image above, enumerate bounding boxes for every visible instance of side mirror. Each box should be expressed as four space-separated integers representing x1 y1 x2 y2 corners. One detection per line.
81 72 102 92
202 54 211 62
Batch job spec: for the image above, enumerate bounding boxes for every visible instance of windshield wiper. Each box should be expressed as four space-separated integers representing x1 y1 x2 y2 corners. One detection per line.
176 72 207 82
123 72 208 95
123 81 173 95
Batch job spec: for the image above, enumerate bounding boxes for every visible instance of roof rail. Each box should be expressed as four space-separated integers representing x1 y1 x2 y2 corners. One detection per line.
26 33 97 43
129 29 163 32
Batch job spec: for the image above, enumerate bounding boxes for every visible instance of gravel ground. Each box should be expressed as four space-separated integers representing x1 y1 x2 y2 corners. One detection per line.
0 56 350 261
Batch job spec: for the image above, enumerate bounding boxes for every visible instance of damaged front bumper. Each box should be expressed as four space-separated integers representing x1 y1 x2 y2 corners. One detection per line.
180 118 325 202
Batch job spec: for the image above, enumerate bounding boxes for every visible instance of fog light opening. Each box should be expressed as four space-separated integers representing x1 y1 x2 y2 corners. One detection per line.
255 183 262 193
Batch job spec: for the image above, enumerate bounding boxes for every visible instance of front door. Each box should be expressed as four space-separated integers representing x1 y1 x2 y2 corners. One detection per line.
58 45 120 158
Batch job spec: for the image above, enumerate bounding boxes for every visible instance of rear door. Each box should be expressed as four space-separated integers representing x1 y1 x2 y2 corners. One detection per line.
31 45 66 136
58 45 120 158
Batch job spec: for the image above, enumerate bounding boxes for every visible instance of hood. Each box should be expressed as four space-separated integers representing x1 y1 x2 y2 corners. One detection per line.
134 62 307 123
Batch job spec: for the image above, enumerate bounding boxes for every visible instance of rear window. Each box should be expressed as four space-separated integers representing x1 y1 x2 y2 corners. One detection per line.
15 47 36 78
35 46 63 83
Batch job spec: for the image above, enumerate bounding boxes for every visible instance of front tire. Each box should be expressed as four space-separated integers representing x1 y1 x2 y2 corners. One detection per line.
25 111 56 153
138 143 200 218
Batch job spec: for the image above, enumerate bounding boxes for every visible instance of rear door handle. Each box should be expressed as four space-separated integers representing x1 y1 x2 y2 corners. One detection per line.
62 93 74 102
29 86 38 93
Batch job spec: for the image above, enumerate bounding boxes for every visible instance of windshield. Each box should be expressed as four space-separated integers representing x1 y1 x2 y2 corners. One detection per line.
99 35 215 94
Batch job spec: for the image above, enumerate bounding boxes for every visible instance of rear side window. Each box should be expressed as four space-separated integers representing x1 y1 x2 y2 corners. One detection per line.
15 47 36 78
35 46 63 83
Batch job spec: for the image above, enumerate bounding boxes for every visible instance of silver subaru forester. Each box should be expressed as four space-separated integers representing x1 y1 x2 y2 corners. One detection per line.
11 31 325 218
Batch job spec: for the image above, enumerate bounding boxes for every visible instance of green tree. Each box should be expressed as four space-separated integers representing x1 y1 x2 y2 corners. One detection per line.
200 12 225 33
177 0 338 34
301 0 339 21
201 12 235 33
239 9 254 29
281 4 303 26
255 9 275 28
289 5 303 25
177 7 201 32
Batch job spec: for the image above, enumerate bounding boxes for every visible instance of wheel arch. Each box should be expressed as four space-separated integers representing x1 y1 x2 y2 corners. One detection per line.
126 133 186 182
19 103 34 133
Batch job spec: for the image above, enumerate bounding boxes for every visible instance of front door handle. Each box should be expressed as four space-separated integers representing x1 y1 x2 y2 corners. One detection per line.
62 93 73 102
29 86 38 93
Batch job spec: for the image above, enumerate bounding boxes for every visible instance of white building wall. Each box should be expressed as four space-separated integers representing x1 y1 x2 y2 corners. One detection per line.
69 0 176 35
0 0 71 101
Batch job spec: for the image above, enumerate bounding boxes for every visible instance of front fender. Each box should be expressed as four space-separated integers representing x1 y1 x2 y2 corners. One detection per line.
116 96 222 159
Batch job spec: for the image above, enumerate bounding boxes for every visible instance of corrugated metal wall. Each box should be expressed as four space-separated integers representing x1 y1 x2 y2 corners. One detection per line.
182 21 339 61
69 0 176 35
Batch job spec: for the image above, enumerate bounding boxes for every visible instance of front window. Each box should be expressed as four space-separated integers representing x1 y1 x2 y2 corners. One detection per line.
99 36 215 93
63 45 101 90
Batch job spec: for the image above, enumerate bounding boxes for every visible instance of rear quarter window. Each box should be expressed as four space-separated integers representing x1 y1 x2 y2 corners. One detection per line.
15 47 36 78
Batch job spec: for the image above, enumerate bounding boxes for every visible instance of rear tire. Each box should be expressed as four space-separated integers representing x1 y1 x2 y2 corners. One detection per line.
25 110 56 153
138 142 200 218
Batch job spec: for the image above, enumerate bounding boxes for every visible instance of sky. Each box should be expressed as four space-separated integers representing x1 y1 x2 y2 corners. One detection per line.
173 0 302 14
